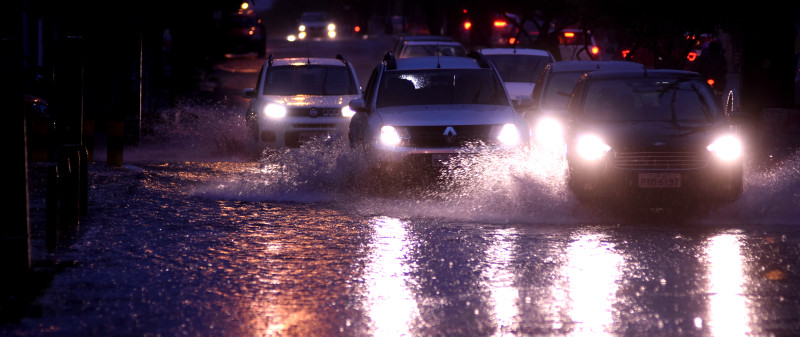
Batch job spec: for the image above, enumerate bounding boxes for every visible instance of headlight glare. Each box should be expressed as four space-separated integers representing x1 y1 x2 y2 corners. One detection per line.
707 135 743 161
341 105 355 118
576 134 610 160
298 25 306 32
534 117 563 148
263 104 287 118
497 123 520 145
380 126 407 146
327 23 336 31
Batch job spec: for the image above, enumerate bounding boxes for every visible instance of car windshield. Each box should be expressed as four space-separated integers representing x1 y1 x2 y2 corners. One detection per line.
542 71 585 110
262 65 356 95
400 45 467 58
377 69 509 107
582 78 720 122
483 54 551 83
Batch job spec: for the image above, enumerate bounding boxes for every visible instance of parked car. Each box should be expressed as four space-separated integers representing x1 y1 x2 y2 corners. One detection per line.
526 60 645 154
395 38 468 58
478 47 555 98
347 51 531 175
295 11 337 40
563 69 744 206
242 55 361 149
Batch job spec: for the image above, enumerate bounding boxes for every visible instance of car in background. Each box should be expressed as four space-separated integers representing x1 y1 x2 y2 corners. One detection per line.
242 55 361 149
563 69 744 206
478 47 555 98
347 51 530 174
295 11 336 40
392 35 459 55
219 9 266 57
526 60 645 154
395 38 468 58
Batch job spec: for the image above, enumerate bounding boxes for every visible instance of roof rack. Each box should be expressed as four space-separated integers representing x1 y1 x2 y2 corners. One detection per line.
336 54 348 65
382 51 397 70
268 54 274 66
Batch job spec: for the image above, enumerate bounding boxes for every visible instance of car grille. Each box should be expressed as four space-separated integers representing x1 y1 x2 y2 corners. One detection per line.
406 125 494 148
612 151 709 170
287 107 342 117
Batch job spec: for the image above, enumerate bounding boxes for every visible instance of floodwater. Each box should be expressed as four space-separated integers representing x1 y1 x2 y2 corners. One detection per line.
8 88 800 336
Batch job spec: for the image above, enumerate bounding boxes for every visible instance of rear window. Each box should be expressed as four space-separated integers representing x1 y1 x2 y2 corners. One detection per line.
262 65 357 95
581 78 720 122
483 54 552 83
377 69 509 107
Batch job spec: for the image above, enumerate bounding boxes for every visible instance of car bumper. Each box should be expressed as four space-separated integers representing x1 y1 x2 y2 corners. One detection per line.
257 117 350 148
369 143 523 171
569 159 743 203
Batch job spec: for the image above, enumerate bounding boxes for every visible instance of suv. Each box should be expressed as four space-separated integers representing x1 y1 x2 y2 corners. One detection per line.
393 36 468 58
526 60 645 154
296 11 336 40
347 51 531 174
563 69 744 206
242 55 361 149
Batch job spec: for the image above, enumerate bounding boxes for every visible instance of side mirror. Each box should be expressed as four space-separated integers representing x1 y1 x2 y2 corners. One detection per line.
513 95 534 111
349 98 367 113
242 88 257 99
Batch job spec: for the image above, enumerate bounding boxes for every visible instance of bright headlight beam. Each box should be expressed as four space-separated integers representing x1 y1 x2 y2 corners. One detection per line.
380 126 402 146
341 105 355 118
535 117 563 147
707 135 743 161
576 135 610 160
497 123 520 145
264 104 287 118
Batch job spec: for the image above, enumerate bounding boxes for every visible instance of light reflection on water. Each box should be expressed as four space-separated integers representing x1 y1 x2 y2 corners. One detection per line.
705 233 750 336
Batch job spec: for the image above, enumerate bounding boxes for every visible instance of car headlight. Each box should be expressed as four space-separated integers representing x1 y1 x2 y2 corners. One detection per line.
298 32 307 39
575 134 610 160
298 25 306 32
327 23 336 31
707 135 743 161
263 103 287 118
341 105 355 118
380 125 409 146
497 123 520 146
534 117 563 149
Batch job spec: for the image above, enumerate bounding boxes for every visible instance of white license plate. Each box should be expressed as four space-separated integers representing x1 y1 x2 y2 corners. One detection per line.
638 173 681 188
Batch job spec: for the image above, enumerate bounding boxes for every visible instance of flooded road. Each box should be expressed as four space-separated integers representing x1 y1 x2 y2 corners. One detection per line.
7 37 800 336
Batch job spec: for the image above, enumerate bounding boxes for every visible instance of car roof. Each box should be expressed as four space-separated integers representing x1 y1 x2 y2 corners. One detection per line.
582 68 701 80
548 60 645 73
269 57 348 67
478 48 554 58
403 40 465 47
396 35 457 42
392 56 483 70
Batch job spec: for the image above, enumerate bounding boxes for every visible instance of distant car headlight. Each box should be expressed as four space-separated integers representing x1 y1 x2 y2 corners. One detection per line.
576 134 610 160
341 105 355 118
298 32 307 39
263 103 287 118
380 126 409 146
707 135 743 161
534 117 563 149
299 25 306 32
327 23 336 31
497 123 520 146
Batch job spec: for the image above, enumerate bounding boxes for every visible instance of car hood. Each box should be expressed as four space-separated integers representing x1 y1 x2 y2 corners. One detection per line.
504 82 535 97
377 105 521 127
264 94 360 107
579 119 730 151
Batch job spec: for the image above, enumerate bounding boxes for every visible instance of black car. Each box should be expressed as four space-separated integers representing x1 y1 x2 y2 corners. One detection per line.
563 69 744 207
220 11 266 57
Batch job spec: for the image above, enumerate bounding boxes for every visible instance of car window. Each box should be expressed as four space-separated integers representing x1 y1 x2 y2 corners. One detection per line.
262 65 357 95
400 45 467 58
582 78 719 122
376 69 509 107
542 72 585 110
483 54 552 83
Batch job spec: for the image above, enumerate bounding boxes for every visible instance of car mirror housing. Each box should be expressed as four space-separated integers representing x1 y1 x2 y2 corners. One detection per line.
242 88 257 99
349 98 367 113
513 95 534 111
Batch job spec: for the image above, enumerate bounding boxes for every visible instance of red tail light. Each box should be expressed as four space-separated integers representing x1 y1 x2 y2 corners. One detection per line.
463 21 472 30
591 46 600 55
687 51 698 62
707 78 715 86
493 20 507 28
621 49 631 58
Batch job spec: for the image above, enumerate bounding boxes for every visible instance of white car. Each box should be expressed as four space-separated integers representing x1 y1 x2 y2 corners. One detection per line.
347 52 531 173
478 47 555 98
395 39 468 58
242 55 361 148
